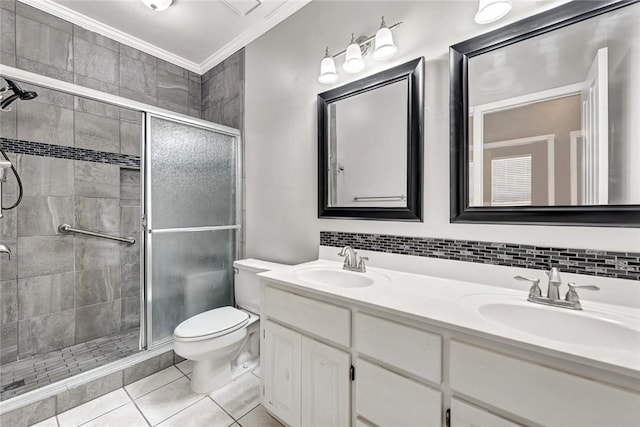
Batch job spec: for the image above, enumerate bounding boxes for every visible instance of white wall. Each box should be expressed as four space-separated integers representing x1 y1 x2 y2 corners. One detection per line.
244 0 640 265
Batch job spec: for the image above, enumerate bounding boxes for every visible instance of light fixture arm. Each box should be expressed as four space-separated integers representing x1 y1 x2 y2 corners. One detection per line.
329 22 402 59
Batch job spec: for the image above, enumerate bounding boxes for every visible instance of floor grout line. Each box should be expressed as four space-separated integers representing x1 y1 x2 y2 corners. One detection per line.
207 394 239 424
70 389 133 427
151 394 211 426
127 374 185 402
124 387 152 427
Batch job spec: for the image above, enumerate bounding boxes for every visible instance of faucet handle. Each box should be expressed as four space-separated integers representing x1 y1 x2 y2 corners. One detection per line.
356 256 368 272
514 275 542 298
565 282 600 303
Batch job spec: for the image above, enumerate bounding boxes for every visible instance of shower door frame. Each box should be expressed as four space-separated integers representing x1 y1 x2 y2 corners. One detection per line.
0 64 242 352
143 113 242 348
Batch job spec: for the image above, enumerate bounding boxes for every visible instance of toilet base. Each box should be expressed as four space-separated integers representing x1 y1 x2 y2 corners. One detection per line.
191 358 232 394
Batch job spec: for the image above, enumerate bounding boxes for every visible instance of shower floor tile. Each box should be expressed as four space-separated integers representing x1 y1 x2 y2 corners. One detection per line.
0 328 140 401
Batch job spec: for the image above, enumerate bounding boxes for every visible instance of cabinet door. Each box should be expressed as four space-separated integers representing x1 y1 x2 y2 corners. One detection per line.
301 337 351 427
451 398 521 427
263 320 301 427
356 358 441 427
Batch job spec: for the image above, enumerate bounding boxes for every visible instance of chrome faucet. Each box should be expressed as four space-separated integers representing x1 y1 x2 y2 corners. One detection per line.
0 243 11 259
546 267 563 300
338 246 368 273
514 267 599 310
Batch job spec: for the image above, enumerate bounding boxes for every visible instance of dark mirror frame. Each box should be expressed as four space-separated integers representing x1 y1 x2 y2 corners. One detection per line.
450 0 640 227
318 57 424 221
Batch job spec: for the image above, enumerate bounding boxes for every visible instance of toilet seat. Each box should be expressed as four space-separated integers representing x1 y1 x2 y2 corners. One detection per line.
174 306 249 341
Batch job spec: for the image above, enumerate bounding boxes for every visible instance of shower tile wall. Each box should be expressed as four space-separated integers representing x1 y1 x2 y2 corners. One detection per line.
0 86 142 364
0 0 202 119
0 0 206 364
202 49 245 256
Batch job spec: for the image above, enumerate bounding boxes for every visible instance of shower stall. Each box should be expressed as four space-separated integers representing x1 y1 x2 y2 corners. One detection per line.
0 69 241 404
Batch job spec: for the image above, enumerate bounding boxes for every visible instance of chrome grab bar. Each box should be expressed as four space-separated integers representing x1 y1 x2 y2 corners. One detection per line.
58 224 136 245
353 194 406 201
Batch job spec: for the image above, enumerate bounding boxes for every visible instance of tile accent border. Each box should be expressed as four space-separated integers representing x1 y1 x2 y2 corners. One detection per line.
320 231 640 281
0 138 140 168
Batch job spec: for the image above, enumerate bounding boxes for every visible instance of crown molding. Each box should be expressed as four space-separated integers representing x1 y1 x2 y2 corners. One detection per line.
17 0 312 75
199 0 312 74
17 0 202 73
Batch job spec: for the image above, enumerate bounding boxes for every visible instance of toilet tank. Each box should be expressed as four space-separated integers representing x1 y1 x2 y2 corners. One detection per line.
233 259 288 314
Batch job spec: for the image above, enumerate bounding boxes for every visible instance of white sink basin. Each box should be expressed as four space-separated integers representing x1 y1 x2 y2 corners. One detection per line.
462 294 640 349
291 266 388 288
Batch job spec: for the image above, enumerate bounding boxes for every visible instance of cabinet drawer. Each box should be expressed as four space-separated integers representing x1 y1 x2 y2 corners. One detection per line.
450 341 640 427
355 312 441 383
264 286 351 347
356 358 441 427
451 398 521 427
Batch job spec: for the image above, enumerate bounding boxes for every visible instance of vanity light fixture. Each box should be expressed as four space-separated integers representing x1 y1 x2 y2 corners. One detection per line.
140 0 173 11
318 17 401 84
319 48 339 84
474 0 512 24
372 17 398 60
343 34 366 74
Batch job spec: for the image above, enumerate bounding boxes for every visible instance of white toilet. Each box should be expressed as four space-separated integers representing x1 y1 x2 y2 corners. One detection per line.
173 258 286 394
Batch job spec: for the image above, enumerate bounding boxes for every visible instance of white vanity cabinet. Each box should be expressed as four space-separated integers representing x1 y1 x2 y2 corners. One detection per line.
263 320 301 426
261 280 640 427
450 399 521 427
301 336 351 427
354 312 443 426
355 358 441 426
449 341 640 427
262 283 443 427
262 286 352 427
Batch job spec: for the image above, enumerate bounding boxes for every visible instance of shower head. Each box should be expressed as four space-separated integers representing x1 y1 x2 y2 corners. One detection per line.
0 78 38 110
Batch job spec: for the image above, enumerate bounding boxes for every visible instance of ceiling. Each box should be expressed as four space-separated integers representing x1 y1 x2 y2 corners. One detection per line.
22 0 312 74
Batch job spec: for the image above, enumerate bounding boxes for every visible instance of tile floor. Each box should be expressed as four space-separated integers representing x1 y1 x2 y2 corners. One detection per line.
1 328 140 401
32 363 283 427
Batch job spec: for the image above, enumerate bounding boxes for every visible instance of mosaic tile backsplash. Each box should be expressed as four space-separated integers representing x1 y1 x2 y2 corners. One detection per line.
0 137 140 168
320 231 640 281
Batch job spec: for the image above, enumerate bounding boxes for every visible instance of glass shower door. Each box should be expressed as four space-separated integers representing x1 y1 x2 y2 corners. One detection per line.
145 114 240 346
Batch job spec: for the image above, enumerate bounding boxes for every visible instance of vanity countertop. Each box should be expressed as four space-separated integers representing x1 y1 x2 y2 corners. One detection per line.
259 259 640 378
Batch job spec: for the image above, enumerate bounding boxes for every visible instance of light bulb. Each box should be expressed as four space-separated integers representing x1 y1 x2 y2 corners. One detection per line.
140 0 173 12
474 0 512 24
318 48 339 84
372 17 398 61
342 34 365 74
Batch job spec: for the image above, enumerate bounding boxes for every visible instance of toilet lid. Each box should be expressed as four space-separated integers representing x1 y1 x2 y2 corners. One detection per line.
174 307 249 339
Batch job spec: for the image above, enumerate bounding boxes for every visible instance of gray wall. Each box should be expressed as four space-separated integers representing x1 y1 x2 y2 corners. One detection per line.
0 1 249 363
0 0 202 119
202 49 244 129
0 85 143 363
201 49 246 256
0 0 211 363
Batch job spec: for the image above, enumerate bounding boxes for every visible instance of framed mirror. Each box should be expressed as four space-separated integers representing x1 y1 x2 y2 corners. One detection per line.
318 58 424 221
450 0 640 226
